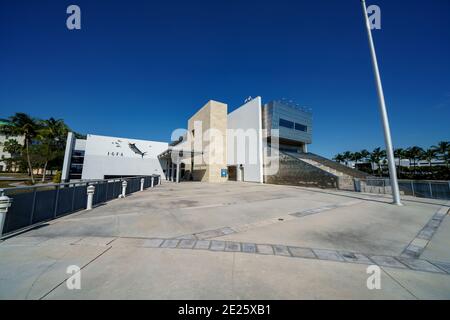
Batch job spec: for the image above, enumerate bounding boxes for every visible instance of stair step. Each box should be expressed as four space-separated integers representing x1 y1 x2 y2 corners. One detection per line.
300 158 351 178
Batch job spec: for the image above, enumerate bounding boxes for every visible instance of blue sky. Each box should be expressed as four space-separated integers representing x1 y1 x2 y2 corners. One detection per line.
1 0 449 158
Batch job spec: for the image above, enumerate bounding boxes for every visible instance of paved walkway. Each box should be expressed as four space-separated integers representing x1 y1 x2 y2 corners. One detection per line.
0 182 449 299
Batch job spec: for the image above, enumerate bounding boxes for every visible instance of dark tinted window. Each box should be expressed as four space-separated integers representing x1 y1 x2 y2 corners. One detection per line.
279 118 294 129
295 123 307 132
72 150 85 157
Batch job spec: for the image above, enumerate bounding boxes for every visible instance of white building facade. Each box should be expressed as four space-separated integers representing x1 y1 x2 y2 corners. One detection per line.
62 133 168 181
62 97 312 183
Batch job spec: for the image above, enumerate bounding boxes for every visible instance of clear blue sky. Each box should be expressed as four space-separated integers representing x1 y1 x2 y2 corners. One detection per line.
1 0 449 158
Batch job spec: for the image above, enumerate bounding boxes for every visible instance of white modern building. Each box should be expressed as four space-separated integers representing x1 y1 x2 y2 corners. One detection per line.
61 133 168 181
62 97 313 183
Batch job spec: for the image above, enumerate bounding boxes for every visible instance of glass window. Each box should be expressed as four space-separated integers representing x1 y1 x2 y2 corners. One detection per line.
295 123 307 132
279 118 294 129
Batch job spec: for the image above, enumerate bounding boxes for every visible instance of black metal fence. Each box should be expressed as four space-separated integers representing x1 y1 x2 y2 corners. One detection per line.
0 175 160 236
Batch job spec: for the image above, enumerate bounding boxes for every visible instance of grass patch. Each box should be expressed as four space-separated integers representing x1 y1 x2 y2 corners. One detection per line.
0 181 13 188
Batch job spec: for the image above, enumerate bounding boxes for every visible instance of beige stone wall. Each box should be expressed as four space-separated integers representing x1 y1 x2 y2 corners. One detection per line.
187 100 228 183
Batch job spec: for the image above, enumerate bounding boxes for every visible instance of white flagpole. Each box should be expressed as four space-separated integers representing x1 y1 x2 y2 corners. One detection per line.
360 0 402 205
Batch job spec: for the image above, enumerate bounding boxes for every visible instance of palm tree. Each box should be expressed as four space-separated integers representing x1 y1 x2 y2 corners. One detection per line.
394 148 403 167
421 148 437 167
394 148 405 174
360 149 370 161
0 113 40 183
406 146 424 174
369 147 384 176
37 118 69 182
333 153 345 164
351 152 363 168
342 151 353 167
432 141 450 168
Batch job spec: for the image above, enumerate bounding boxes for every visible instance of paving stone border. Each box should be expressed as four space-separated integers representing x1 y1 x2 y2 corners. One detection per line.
401 204 450 259
112 236 450 275
174 227 237 240
3 234 449 275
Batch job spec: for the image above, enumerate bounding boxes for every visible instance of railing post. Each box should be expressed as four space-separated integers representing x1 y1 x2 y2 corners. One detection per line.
119 180 127 198
411 181 415 197
53 185 60 218
140 178 145 191
429 182 433 199
86 185 95 210
448 181 450 200
0 194 13 236
151 176 154 188
159 175 161 185
29 188 37 225
71 183 76 211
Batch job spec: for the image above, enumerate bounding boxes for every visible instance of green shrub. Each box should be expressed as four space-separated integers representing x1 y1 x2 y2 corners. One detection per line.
53 170 62 183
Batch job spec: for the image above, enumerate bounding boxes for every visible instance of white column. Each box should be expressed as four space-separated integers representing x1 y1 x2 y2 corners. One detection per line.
140 178 145 191
360 0 402 205
151 176 154 188
176 162 180 183
166 160 169 180
86 185 95 210
61 132 75 182
119 180 127 198
0 194 13 236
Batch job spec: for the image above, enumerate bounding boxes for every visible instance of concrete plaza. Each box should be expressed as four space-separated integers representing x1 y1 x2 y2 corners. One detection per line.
0 181 449 299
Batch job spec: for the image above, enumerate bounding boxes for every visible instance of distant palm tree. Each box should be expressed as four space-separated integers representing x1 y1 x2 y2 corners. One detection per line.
394 148 406 174
37 118 70 182
421 148 437 167
0 113 40 183
406 146 424 174
360 149 370 161
369 147 384 176
342 151 353 167
333 153 345 164
432 141 450 168
394 148 403 166
351 152 363 168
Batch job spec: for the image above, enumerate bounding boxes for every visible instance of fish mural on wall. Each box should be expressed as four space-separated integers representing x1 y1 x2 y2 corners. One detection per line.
128 142 147 158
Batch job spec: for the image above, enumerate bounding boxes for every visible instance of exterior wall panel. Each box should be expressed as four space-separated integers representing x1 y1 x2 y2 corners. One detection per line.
227 97 263 183
81 134 167 180
264 101 312 145
187 100 228 183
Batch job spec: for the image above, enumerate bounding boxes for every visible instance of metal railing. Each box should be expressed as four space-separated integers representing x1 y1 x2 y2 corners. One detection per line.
0 175 160 236
354 178 450 200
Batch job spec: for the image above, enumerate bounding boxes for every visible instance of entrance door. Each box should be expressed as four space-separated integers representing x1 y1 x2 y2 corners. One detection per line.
227 166 237 181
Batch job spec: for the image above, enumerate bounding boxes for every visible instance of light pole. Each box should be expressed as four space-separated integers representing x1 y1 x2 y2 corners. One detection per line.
360 0 402 205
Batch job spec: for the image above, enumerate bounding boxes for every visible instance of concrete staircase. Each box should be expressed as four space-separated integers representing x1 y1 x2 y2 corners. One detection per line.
298 158 355 190
263 151 370 190
283 152 370 191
